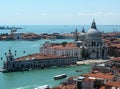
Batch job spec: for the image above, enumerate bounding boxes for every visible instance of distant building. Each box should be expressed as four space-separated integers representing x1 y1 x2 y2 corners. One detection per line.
10 28 22 40
41 20 107 59
40 42 81 58
3 49 77 72
62 33 74 39
13 32 22 40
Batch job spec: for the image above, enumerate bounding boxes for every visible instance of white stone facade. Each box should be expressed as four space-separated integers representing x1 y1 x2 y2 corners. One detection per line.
74 20 107 59
41 46 81 58
3 49 77 71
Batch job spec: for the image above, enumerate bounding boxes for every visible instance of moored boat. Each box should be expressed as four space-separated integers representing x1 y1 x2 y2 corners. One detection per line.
54 74 67 80
34 85 50 89
75 69 83 72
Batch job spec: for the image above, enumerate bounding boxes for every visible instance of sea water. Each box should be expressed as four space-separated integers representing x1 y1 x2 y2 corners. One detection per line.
0 25 119 89
0 25 120 34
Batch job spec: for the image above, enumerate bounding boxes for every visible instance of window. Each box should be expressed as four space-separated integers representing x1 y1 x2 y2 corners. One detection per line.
10 57 13 61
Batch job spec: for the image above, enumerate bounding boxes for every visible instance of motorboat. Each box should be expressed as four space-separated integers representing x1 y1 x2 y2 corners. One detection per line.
54 74 67 80
34 85 50 89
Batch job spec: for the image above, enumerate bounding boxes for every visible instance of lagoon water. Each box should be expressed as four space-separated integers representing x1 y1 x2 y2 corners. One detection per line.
0 39 92 89
0 25 120 34
0 25 119 89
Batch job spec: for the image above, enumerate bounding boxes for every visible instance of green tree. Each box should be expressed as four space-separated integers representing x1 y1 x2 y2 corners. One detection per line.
80 47 89 60
61 42 67 47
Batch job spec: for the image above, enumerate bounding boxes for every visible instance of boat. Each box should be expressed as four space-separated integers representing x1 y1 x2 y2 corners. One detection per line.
54 74 67 80
34 85 50 89
75 69 83 72
0 69 5 72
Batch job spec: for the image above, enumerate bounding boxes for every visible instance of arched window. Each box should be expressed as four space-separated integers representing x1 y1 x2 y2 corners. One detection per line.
10 57 13 61
94 42 96 46
92 50 95 52
92 42 94 46
21 64 24 68
13 63 15 68
31 63 32 67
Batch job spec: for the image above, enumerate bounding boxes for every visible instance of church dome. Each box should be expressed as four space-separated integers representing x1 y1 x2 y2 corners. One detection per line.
87 19 102 38
87 28 101 37
79 32 86 36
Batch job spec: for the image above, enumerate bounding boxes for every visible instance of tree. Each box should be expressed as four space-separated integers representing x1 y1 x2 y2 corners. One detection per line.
62 42 67 47
80 47 89 60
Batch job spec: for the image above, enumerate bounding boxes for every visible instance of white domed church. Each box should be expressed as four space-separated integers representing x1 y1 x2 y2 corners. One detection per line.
74 20 107 59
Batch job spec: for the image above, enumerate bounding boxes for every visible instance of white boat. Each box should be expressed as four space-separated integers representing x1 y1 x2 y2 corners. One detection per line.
54 74 67 80
34 85 50 89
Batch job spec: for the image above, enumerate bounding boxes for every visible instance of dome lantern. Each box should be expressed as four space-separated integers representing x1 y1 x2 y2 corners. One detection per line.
91 19 97 30
87 19 101 38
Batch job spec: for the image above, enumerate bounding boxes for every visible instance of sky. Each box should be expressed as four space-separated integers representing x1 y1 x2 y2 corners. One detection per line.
0 0 120 25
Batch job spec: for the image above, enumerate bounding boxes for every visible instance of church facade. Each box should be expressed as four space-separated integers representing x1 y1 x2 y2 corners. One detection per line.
74 20 107 59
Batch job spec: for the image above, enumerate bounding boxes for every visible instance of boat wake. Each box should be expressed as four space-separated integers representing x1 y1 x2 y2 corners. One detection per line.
31 44 39 47
12 84 38 89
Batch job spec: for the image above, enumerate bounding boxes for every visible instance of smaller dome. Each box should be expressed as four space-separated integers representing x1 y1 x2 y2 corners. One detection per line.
76 41 83 43
87 29 101 37
79 32 86 36
81 32 86 35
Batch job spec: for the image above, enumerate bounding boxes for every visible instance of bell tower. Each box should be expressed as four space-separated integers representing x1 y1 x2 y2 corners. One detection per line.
74 28 79 42
6 49 14 61
3 49 15 70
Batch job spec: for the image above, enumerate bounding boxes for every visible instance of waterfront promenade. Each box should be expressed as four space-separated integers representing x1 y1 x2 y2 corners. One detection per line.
77 59 108 65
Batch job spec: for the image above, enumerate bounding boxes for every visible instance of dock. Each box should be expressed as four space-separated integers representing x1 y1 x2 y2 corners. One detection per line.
77 59 108 65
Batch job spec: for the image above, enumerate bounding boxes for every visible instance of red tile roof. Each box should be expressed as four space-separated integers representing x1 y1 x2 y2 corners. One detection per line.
52 84 77 89
100 86 106 89
111 44 120 48
48 43 78 50
111 57 120 62
62 33 74 37
83 73 113 80
106 81 120 87
15 53 69 61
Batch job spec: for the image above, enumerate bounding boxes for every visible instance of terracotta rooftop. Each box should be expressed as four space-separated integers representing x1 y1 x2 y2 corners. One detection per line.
83 73 113 80
15 53 68 61
48 43 78 49
100 86 106 89
83 77 95 82
106 81 120 87
62 33 74 36
52 84 77 89
111 44 120 48
103 32 120 36
111 57 120 62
